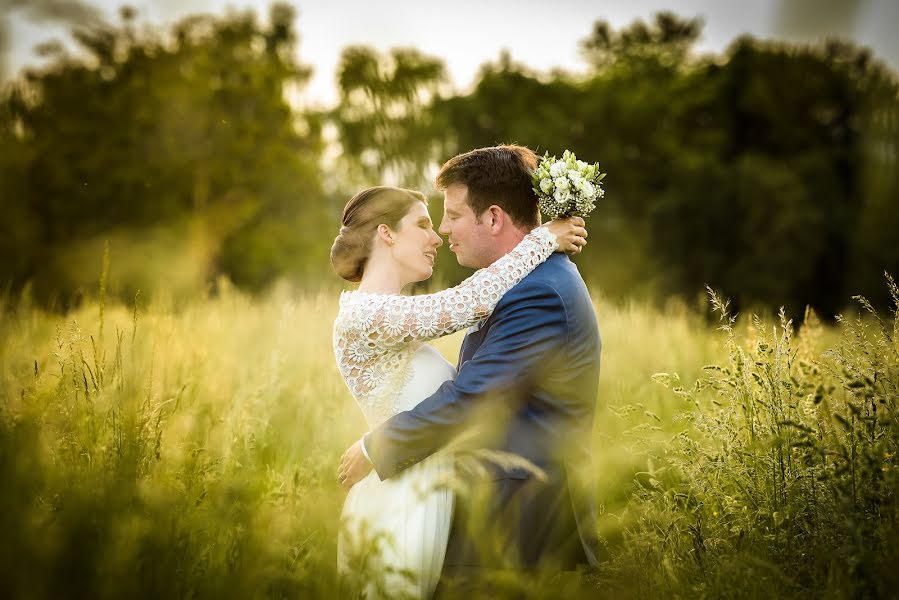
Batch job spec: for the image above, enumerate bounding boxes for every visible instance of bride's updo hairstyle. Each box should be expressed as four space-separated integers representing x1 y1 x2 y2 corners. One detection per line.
330 186 428 282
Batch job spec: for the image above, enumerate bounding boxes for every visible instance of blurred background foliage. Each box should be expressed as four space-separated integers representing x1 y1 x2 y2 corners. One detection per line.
1 4 897 316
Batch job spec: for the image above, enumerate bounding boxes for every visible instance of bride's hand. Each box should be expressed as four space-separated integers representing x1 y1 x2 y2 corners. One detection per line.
545 216 588 255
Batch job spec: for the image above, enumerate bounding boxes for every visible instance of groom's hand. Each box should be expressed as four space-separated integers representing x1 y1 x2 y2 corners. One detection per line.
338 438 372 490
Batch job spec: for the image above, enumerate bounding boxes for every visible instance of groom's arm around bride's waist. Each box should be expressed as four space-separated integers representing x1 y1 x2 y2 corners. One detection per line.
364 278 572 481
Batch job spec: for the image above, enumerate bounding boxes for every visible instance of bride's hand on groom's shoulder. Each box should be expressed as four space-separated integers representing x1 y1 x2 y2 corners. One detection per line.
546 216 588 255
338 438 373 490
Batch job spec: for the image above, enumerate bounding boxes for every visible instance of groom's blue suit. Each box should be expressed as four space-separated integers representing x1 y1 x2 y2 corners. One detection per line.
364 252 602 575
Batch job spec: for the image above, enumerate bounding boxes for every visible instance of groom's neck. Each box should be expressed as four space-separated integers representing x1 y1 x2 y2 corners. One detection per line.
485 226 528 265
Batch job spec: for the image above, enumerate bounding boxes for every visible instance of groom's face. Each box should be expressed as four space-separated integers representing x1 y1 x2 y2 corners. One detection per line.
439 184 493 269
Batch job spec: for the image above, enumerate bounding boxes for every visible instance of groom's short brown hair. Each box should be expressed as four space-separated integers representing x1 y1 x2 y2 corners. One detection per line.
436 144 540 229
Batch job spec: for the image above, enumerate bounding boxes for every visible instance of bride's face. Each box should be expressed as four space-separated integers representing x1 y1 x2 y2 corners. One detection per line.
389 201 444 284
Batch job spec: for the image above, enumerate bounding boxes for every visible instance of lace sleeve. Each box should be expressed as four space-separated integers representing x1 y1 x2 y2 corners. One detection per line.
337 226 558 349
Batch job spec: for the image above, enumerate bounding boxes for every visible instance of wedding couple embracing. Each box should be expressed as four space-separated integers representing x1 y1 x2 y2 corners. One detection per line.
331 144 602 598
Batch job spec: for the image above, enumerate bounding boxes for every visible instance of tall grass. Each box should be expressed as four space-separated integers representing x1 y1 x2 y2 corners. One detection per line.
0 279 895 598
610 281 899 598
0 280 358 598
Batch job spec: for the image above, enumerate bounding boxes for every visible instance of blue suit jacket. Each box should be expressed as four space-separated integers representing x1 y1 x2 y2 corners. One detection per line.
365 253 602 570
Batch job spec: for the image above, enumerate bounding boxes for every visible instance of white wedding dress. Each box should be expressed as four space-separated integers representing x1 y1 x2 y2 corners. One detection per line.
333 226 558 599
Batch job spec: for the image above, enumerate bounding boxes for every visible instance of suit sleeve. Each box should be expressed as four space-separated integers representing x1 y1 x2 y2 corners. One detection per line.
364 280 569 480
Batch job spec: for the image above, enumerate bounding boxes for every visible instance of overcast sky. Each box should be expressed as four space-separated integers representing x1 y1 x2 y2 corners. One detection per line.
5 0 898 107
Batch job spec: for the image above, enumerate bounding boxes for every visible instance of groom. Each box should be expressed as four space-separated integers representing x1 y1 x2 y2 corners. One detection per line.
338 144 603 584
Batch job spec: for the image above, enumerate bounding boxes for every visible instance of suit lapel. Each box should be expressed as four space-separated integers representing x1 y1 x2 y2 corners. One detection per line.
458 319 489 368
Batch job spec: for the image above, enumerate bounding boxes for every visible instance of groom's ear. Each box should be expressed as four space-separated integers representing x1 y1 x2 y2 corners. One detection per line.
485 205 506 234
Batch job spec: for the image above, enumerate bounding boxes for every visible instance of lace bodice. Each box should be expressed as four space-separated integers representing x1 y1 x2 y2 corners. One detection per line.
333 226 558 425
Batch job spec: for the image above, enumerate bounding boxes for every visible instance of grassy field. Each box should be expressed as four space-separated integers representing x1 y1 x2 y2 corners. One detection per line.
0 280 896 599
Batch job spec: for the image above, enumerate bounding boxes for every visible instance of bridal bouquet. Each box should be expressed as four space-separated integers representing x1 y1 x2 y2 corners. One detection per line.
531 150 605 219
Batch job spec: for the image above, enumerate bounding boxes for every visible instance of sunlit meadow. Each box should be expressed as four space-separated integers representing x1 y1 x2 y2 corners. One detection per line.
1 273 896 598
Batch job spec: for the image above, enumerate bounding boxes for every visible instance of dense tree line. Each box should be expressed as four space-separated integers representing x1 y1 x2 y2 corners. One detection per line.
1 7 897 316
1 4 325 302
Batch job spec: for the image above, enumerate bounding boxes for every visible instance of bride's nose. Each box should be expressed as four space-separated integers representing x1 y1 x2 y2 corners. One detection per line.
431 231 443 248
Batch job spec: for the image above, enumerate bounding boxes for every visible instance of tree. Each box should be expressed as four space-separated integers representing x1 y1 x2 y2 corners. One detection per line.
580 12 703 73
649 37 896 316
0 3 326 301
332 46 447 192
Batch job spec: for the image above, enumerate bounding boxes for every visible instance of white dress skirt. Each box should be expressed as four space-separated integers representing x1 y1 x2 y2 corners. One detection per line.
338 345 456 599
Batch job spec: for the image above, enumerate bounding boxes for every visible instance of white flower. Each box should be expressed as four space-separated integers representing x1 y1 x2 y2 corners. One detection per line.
554 176 570 191
549 162 565 177
539 178 553 194
582 181 595 197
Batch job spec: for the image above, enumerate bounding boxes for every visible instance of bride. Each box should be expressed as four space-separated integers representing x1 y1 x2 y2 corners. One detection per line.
330 185 586 598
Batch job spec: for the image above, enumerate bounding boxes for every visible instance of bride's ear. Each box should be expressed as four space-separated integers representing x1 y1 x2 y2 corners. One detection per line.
376 224 395 247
